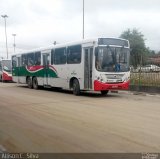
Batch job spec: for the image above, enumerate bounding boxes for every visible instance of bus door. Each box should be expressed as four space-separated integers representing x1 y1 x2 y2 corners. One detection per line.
84 48 93 89
42 53 50 85
16 56 21 83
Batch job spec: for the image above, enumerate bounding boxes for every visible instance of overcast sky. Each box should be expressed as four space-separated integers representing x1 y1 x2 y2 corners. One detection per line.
0 0 160 58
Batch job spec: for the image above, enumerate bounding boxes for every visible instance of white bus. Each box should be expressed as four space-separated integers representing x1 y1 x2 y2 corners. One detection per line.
0 59 12 82
12 38 130 95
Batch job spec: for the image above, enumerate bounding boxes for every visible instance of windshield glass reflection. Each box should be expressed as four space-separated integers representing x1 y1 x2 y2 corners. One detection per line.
95 46 130 72
2 60 12 72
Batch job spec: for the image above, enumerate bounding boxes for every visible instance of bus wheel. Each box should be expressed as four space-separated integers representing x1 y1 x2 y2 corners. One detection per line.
73 79 80 96
101 90 109 95
27 77 32 89
32 77 38 90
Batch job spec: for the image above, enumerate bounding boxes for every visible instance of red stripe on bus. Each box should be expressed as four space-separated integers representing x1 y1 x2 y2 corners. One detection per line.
2 72 12 81
94 80 130 91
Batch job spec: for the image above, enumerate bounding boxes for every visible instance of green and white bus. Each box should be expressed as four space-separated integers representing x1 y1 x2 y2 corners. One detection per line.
12 38 130 95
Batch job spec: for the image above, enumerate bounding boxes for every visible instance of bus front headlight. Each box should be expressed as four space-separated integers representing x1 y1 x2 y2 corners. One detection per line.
96 76 103 82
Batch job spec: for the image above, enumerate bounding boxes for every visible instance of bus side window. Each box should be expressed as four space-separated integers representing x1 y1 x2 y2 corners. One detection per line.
51 49 54 65
35 52 41 65
22 54 27 66
54 48 66 65
27 53 34 66
12 56 17 67
67 45 81 64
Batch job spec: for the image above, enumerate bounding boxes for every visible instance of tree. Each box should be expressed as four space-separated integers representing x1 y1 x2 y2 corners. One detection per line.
120 28 147 67
157 51 160 55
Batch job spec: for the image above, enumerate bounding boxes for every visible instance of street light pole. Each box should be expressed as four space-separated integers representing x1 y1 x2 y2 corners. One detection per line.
12 34 16 53
83 0 84 39
1 14 9 59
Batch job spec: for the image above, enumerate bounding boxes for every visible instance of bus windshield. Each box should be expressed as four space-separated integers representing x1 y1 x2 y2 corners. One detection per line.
95 46 130 72
2 60 12 73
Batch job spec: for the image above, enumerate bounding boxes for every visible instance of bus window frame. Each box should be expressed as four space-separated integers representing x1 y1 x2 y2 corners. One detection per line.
54 47 66 65
67 45 82 64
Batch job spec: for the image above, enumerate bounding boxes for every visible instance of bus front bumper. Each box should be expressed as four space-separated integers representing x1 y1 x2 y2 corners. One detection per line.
2 72 12 81
94 80 130 91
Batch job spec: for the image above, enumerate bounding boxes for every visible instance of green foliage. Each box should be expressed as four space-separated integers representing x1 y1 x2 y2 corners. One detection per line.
157 51 160 55
120 28 147 67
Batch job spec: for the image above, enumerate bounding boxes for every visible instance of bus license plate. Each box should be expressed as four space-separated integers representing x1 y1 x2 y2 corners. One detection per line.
112 85 118 88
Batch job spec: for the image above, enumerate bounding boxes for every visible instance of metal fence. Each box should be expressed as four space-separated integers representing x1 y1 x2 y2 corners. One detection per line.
130 62 160 87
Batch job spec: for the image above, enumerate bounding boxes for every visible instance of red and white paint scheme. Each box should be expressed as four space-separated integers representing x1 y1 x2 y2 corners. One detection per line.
12 38 130 95
0 59 12 82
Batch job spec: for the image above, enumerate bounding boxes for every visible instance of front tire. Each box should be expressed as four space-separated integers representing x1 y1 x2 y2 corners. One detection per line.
101 90 109 95
73 79 80 96
32 77 38 90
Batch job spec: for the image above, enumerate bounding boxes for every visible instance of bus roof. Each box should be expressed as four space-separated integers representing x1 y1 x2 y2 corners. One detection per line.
12 37 129 56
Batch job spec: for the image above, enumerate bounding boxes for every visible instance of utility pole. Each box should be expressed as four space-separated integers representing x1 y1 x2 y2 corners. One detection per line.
12 34 16 53
83 0 84 39
1 14 9 59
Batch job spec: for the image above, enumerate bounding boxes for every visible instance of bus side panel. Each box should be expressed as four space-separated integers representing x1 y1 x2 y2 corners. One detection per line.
12 66 26 83
37 77 44 86
12 76 18 83
66 62 84 90
49 64 68 89
48 62 84 90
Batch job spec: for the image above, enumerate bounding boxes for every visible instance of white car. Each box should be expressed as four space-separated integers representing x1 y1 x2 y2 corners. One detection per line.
139 64 160 72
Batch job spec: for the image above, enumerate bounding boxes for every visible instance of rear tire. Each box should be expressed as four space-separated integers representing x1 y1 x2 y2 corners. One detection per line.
32 77 38 90
101 90 109 95
73 79 80 96
27 77 32 89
